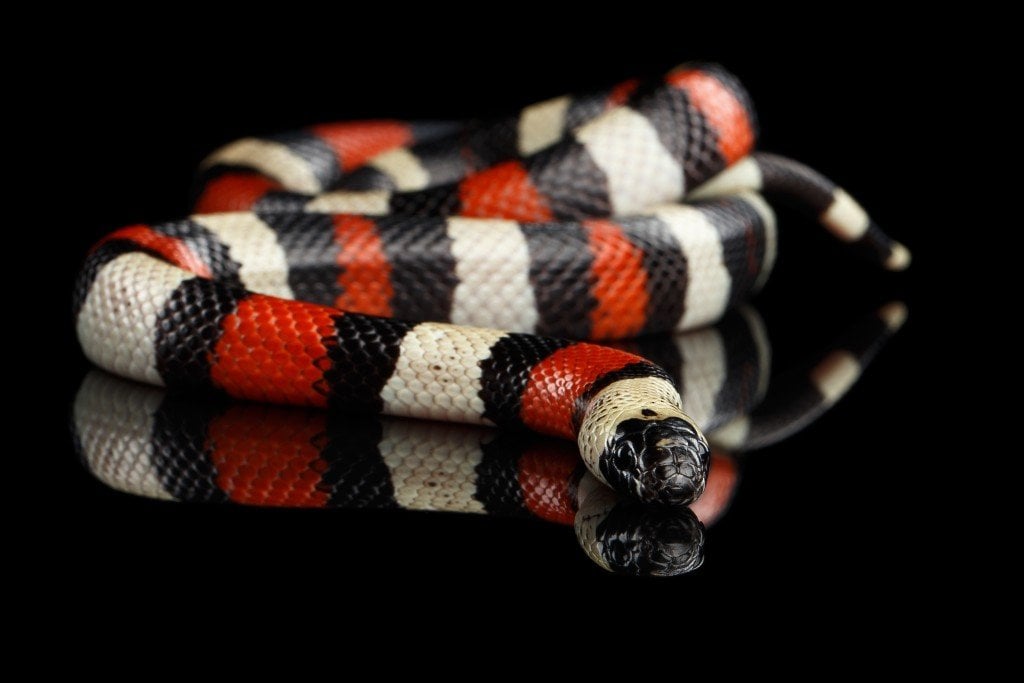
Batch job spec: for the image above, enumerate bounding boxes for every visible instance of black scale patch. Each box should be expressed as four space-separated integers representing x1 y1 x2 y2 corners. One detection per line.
150 393 229 503
478 334 575 428
253 191 318 213
755 153 836 213
266 130 343 190
709 310 764 431
323 314 413 413
697 198 768 307
318 416 398 509
154 278 247 392
519 221 597 339
373 215 458 322
628 81 725 191
474 433 532 517
616 214 688 335
153 219 244 287
388 183 462 216
257 211 342 306
526 142 612 220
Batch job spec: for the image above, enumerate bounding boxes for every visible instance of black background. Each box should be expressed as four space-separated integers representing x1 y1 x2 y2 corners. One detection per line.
35 17 948 628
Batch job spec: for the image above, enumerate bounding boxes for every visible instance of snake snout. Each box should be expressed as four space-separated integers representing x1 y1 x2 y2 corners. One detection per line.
642 425 709 505
599 416 709 506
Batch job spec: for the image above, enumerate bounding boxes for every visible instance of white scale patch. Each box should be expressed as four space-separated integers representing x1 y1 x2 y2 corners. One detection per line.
73 373 173 500
676 325 728 431
191 212 294 298
647 204 731 331
878 302 908 331
707 416 750 450
517 96 570 156
377 420 488 513
380 323 505 425
811 351 862 405
303 190 391 214
738 191 778 291
821 189 870 241
886 243 912 271
737 305 772 402
76 252 192 385
369 148 431 191
573 476 617 573
574 107 684 215
686 156 763 200
446 217 539 332
202 138 322 194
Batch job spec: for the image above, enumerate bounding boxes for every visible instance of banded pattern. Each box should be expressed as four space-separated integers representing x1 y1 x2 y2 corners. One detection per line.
195 120 461 213
75 62 910 509
79 195 775 341
689 153 910 271
76 237 711 504
340 79 641 192
74 371 710 576
192 77 643 212
238 65 756 220
74 302 903 574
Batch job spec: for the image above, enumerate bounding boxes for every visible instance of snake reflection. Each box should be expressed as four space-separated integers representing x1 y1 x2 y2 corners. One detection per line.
73 303 903 576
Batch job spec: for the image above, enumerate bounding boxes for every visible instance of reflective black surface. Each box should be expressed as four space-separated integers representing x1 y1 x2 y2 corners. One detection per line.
41 30 943 617
70 302 899 577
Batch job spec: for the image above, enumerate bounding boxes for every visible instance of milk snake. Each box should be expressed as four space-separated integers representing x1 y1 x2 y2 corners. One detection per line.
74 63 909 507
74 303 904 576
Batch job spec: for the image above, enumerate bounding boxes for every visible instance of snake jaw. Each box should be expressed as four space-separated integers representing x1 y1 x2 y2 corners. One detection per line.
599 417 710 506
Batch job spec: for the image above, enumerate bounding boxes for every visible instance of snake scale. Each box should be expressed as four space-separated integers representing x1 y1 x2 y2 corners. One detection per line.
75 304 904 575
74 63 909 507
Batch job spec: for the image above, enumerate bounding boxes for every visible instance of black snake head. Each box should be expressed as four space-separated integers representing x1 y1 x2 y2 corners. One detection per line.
599 417 710 506
574 479 705 577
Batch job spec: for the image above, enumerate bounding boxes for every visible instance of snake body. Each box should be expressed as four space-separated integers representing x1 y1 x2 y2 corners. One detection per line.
74 303 903 575
74 63 909 507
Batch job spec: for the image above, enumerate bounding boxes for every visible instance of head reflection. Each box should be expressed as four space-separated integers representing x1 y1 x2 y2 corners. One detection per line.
73 303 903 577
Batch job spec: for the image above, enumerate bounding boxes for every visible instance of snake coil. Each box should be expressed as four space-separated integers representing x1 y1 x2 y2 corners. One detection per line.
74 63 908 506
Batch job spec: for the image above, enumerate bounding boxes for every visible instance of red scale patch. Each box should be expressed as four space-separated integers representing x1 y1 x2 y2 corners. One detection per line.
209 294 340 407
517 443 580 525
309 121 412 172
606 78 639 109
458 160 555 221
688 451 738 526
98 225 211 277
193 172 282 213
207 406 331 507
583 219 650 339
333 215 394 316
519 343 648 438
666 69 755 165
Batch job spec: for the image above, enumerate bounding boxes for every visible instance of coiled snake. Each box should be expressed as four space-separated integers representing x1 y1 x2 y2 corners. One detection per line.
74 63 909 507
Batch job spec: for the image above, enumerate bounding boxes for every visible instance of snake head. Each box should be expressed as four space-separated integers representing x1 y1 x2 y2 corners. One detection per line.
599 417 710 506
574 476 705 577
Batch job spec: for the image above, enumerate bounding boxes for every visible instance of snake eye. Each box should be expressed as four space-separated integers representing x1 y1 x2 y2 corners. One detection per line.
614 446 636 470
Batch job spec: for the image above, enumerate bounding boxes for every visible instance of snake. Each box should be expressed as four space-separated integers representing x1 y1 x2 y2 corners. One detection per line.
74 303 904 576
74 62 909 508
